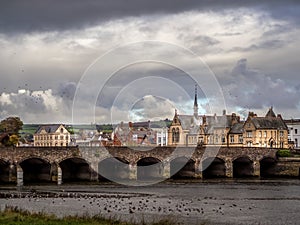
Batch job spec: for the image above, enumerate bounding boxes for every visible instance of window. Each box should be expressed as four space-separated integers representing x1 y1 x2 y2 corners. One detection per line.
246 131 252 138
280 131 284 137
175 128 180 142
259 131 262 138
238 135 243 144
295 138 298 147
60 128 64 133
264 131 267 137
230 135 234 143
215 135 219 143
295 129 298 134
222 135 225 143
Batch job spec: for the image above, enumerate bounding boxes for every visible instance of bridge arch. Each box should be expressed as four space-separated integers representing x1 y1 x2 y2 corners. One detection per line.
260 157 278 178
137 157 163 180
59 157 92 182
233 156 254 178
19 157 52 184
98 157 130 181
202 157 226 178
170 157 195 179
0 159 11 183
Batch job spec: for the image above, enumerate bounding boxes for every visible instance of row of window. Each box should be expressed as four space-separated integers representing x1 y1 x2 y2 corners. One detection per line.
288 128 298 135
246 130 284 138
35 142 68 147
35 135 69 141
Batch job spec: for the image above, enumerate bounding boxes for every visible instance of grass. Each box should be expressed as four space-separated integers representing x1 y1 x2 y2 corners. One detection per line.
0 206 177 225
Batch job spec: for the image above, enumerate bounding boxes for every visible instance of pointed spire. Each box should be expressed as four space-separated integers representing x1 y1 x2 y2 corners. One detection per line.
194 84 198 117
194 84 198 107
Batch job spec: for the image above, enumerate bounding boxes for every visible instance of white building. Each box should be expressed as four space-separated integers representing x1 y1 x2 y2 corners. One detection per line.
153 127 168 146
285 119 300 148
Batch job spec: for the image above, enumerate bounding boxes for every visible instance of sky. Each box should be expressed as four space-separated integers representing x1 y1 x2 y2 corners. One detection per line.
0 0 300 124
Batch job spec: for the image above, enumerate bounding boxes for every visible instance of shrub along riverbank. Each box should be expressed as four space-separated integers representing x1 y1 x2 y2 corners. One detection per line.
0 206 176 225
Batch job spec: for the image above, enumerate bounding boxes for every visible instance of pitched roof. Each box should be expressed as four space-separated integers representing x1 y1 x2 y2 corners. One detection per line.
35 124 64 134
265 107 276 118
250 117 287 130
229 123 244 134
178 115 201 130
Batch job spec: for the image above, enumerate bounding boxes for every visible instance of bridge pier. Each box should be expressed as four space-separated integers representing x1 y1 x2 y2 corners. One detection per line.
8 163 17 183
90 162 99 182
253 161 260 177
225 160 233 178
129 163 137 180
163 161 170 179
57 165 62 185
16 165 23 186
195 159 202 179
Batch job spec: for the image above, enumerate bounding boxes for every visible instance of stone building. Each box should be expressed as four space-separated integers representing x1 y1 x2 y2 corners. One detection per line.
167 84 288 148
168 85 202 146
34 124 71 147
243 108 288 148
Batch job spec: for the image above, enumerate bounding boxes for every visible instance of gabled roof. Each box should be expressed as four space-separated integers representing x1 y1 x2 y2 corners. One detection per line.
205 115 233 128
265 107 276 118
35 124 65 134
178 115 201 130
229 123 244 134
250 117 287 130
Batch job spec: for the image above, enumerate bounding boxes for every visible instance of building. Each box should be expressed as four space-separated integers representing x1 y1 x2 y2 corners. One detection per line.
168 85 203 146
284 119 300 149
167 84 289 148
112 121 157 146
168 85 242 147
243 108 288 148
34 124 71 147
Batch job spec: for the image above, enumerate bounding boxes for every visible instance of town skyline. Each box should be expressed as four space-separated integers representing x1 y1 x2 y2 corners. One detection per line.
1 1 300 124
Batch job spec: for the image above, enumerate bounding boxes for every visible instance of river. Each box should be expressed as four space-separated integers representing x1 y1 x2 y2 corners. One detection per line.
0 179 299 225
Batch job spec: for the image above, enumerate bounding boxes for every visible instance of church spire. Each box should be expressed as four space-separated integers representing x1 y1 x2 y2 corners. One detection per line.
194 84 198 118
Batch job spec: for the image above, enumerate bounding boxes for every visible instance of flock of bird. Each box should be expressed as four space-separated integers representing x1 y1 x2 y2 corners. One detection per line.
0 189 253 223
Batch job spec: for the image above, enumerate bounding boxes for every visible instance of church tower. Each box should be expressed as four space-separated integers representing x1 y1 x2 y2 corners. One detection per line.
193 84 198 118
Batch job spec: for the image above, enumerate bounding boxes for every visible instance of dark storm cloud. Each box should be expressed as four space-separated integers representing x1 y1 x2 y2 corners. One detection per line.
1 0 299 34
222 59 300 110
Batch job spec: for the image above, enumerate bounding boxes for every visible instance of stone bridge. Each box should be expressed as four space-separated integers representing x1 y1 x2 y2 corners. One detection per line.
0 146 297 186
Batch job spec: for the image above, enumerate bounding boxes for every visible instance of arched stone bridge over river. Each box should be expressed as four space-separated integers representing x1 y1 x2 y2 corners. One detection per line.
0 146 299 186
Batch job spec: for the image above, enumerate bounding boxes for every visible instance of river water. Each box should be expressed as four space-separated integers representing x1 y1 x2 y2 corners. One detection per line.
0 179 299 225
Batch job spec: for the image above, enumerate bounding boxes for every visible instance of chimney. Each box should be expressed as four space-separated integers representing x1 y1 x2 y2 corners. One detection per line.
203 115 206 124
249 112 257 118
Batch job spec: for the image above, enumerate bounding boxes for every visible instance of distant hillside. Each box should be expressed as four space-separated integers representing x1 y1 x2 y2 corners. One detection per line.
20 119 172 136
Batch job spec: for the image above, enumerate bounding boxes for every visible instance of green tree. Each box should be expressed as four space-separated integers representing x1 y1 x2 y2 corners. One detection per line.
0 117 23 135
7 134 19 146
0 117 23 147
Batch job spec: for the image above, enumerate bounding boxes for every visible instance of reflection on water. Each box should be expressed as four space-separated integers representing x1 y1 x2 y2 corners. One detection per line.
0 179 300 225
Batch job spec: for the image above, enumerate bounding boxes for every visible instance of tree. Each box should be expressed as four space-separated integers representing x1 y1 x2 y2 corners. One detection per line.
0 117 23 135
0 117 23 147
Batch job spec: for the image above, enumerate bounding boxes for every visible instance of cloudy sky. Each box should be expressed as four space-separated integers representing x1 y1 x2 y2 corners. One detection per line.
0 0 300 124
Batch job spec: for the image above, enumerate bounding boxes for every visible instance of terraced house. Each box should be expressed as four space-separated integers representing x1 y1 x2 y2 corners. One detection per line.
33 124 71 147
243 108 288 148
